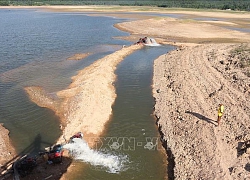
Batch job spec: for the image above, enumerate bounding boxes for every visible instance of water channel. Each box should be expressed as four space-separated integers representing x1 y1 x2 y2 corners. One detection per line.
68 45 175 179
0 9 175 179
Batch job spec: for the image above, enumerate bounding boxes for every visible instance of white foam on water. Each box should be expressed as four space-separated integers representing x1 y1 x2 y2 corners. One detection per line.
145 38 161 46
63 138 129 173
144 43 161 47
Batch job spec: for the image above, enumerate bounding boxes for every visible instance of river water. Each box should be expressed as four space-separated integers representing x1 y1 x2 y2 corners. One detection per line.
0 9 174 179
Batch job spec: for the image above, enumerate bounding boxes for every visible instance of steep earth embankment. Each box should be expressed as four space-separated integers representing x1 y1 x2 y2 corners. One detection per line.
153 43 250 179
0 124 16 175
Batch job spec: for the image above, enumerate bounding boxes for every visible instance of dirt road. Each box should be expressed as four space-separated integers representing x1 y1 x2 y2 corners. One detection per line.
153 43 250 179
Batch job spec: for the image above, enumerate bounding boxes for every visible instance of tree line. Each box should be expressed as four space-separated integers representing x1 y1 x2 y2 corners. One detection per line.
0 0 249 11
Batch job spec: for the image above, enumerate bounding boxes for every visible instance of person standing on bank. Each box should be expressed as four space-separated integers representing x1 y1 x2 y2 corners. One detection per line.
217 104 224 126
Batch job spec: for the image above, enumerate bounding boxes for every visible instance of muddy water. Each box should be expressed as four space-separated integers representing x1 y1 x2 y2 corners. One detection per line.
0 9 130 153
0 9 175 179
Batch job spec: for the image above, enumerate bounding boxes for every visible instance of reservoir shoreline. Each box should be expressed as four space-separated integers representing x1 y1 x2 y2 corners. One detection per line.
0 6 249 179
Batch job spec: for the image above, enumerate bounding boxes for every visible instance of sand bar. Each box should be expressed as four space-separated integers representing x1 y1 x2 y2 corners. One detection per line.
25 45 142 145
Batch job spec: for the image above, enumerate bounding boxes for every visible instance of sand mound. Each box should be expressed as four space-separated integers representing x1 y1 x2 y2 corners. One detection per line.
153 43 250 179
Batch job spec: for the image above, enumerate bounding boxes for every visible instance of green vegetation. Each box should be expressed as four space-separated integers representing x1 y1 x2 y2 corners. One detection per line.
0 0 250 11
230 44 250 77
231 44 250 68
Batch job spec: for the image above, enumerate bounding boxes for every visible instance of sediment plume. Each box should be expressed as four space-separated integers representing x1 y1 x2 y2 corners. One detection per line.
67 53 92 60
25 45 142 145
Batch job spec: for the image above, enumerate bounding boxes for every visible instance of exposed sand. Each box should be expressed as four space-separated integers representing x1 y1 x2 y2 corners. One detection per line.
0 124 16 175
0 5 249 179
115 16 250 44
153 44 250 179
25 45 142 145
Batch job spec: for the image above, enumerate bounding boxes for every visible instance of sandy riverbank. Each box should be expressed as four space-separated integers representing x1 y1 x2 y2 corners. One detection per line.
153 43 250 179
1 5 250 179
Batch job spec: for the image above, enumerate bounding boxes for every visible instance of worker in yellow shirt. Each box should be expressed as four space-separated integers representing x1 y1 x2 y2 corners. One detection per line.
217 104 224 126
